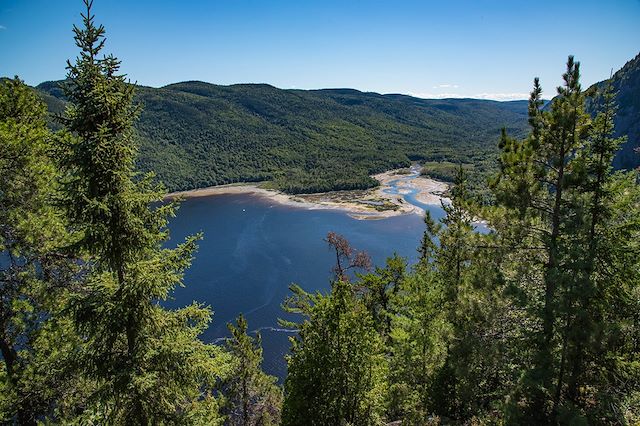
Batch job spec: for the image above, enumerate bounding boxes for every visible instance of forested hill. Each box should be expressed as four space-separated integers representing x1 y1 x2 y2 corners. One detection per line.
35 79 529 193
585 52 640 171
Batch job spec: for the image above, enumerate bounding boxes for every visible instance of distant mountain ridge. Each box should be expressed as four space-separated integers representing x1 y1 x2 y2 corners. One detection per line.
32 53 638 194
35 80 529 193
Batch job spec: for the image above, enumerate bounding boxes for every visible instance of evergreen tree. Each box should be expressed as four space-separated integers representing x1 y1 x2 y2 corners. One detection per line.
357 254 407 341
417 211 441 266
57 2 230 423
0 78 80 424
389 165 521 423
388 268 444 424
493 57 590 422
224 315 282 426
281 279 388 425
562 81 640 422
427 166 475 418
494 57 640 423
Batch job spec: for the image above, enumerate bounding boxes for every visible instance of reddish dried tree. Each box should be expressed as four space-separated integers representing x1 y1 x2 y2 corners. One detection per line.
325 232 371 282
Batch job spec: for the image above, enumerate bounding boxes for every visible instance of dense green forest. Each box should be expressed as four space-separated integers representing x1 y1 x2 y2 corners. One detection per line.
33 56 640 200
35 74 530 195
2 2 639 425
33 53 640 200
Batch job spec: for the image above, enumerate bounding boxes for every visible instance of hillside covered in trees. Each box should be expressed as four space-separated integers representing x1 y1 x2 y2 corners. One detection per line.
35 78 530 194
2 1 639 425
34 54 640 197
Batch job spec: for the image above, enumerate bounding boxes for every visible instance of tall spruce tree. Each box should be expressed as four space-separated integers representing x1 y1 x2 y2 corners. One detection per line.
57 2 230 423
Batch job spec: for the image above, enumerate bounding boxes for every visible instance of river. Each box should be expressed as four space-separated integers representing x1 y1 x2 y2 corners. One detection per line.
167 173 453 379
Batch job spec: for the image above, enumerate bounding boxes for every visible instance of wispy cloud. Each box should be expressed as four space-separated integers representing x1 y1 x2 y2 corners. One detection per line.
432 84 459 89
410 91 529 101
0 25 6 30
411 92 464 99
472 92 530 101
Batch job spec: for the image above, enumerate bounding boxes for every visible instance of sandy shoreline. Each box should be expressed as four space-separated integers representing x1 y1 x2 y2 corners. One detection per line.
166 168 449 220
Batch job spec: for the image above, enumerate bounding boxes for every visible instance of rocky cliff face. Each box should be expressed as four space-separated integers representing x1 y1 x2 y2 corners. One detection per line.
585 52 640 171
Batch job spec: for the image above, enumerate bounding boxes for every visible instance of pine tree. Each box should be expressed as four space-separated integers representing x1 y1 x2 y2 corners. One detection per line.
562 81 640 422
388 267 444 424
281 279 388 425
494 57 640 423
492 57 590 421
417 211 441 267
357 254 407 341
0 78 80 424
224 315 282 426
57 2 230 423
428 166 490 420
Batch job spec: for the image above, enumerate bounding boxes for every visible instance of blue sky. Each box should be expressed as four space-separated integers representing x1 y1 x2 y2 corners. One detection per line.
1 0 639 100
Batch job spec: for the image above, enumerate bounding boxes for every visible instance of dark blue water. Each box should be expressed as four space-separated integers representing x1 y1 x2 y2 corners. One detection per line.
167 176 451 379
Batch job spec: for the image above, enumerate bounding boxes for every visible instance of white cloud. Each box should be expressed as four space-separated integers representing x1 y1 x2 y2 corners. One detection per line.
472 92 530 101
432 84 459 89
411 92 465 99
410 91 529 101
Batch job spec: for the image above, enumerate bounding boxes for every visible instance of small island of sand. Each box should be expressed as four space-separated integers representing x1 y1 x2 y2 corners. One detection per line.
166 166 449 220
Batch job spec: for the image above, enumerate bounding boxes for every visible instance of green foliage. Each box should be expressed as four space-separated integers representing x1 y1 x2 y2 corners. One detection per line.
281 281 388 425
388 268 446 424
36 80 530 195
0 77 81 423
4 2 639 423
382 57 640 425
493 57 640 423
357 254 407 341
224 315 282 426
420 161 474 183
390 168 515 423
54 2 231 423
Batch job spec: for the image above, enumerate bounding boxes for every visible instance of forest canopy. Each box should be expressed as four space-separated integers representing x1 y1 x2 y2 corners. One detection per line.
1 1 639 425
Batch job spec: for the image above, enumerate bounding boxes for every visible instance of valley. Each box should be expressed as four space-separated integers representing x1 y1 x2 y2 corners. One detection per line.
167 165 450 220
